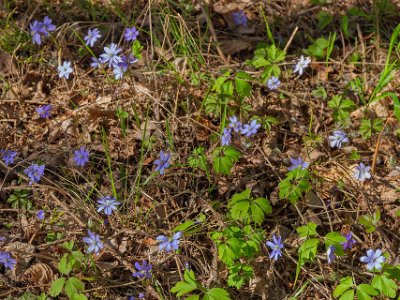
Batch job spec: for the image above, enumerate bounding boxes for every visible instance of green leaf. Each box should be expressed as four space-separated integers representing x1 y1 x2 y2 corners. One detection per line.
204 288 231 300
371 274 397 298
61 241 74 251
324 232 347 247
229 189 251 221
212 146 241 175
317 11 333 29
296 222 318 238
356 284 379 300
227 264 254 289
217 238 241 265
58 254 72 275
341 15 349 38
170 270 201 298
339 289 355 300
250 197 272 224
186 295 201 300
299 238 319 261
65 277 84 299
333 276 353 297
279 169 311 205
131 40 143 59
71 293 88 300
49 277 66 297
235 71 252 99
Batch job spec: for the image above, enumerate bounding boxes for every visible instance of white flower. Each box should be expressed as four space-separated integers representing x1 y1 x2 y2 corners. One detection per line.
57 61 73 79
293 55 311 76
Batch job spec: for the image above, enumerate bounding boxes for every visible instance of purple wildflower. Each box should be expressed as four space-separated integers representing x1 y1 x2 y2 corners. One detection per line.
354 163 371 182
0 251 16 270
29 20 45 45
118 54 138 71
341 232 356 250
267 76 281 90
97 196 120 216
84 28 102 47
37 210 45 220
132 260 152 279
266 235 284 261
1 149 17 166
228 116 242 133
42 16 56 33
113 66 125 80
241 119 261 137
360 249 386 271
327 245 336 264
156 231 182 252
36 104 52 118
232 10 248 27
221 128 232 146
90 57 101 68
329 130 349 148
100 43 122 68
83 230 104 254
154 150 171 175
288 157 309 171
124 26 139 42
73 146 90 167
23 164 45 185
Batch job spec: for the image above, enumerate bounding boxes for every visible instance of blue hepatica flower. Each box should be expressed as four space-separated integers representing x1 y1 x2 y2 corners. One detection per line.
36 104 52 118
293 55 311 76
37 210 45 220
73 146 90 167
23 164 45 185
232 10 248 27
221 128 232 146
100 43 122 68
267 76 281 90
113 66 125 80
128 293 145 300
84 28 102 47
124 26 139 42
132 260 152 279
360 249 386 271
327 245 336 264
118 54 138 71
83 230 104 254
58 61 73 79
228 116 242 133
90 57 102 68
42 16 56 33
97 196 120 216
341 232 356 250
156 231 183 252
329 130 349 148
30 20 46 45
354 163 371 182
241 119 261 137
0 251 16 270
266 235 284 261
154 150 171 175
288 157 309 171
1 149 17 166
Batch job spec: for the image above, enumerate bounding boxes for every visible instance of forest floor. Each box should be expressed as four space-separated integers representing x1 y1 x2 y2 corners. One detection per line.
0 0 400 299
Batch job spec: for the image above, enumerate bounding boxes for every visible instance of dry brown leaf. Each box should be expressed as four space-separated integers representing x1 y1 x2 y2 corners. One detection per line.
220 39 252 55
23 263 56 284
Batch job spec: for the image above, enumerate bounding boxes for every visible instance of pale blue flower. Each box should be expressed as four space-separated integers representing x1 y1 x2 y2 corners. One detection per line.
100 43 122 68
241 119 261 137
267 76 281 90
354 163 371 182
266 235 284 261
294 55 311 75
58 61 73 79
156 232 182 252
84 28 102 47
83 230 104 254
360 249 385 271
